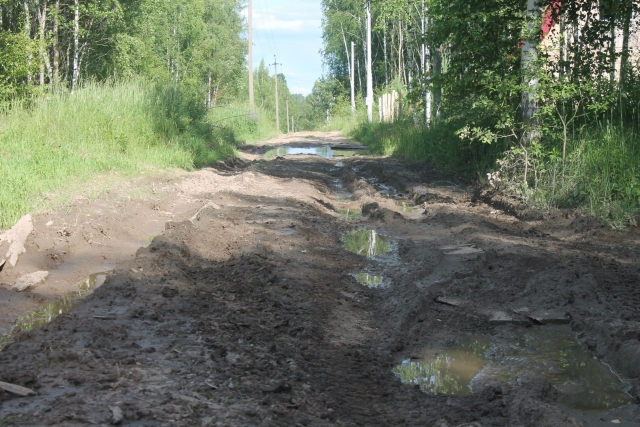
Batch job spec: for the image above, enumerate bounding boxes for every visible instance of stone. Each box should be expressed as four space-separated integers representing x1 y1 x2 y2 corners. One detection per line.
487 310 528 326
12 271 49 292
526 310 571 325
0 214 34 267
110 406 124 425
435 296 467 307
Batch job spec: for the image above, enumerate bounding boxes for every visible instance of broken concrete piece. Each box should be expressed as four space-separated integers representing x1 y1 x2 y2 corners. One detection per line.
441 245 483 255
487 310 529 326
0 381 36 396
527 311 571 325
0 214 34 267
12 271 49 292
435 296 467 307
110 405 124 425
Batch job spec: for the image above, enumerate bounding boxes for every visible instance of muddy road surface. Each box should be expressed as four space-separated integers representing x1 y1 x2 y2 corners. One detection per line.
1 132 639 426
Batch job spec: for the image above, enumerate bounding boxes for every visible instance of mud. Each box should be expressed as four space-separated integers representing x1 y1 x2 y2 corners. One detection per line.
0 131 639 426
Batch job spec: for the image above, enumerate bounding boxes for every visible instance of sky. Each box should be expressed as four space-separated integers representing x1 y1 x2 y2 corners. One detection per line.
241 0 324 96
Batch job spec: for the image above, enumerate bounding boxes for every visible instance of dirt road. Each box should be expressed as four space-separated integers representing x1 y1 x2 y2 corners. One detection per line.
0 132 639 426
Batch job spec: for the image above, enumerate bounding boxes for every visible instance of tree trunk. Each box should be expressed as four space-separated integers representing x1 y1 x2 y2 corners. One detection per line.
383 18 388 87
71 0 79 92
609 17 616 84
432 45 441 118
422 1 432 124
521 0 542 146
351 41 355 111
37 0 48 86
24 0 33 85
620 0 632 90
365 1 373 123
52 0 59 85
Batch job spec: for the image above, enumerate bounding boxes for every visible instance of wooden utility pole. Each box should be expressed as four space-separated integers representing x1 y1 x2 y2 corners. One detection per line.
248 0 254 108
351 41 355 112
271 56 282 132
286 99 290 133
365 1 373 123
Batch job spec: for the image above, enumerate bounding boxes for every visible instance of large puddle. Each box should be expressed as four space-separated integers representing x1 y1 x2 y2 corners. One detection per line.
393 336 490 396
264 146 369 159
0 272 110 349
343 230 391 258
394 328 631 411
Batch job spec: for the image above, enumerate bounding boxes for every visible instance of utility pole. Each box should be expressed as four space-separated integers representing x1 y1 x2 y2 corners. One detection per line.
248 0 254 108
365 1 373 123
351 41 355 112
271 56 282 132
286 98 290 133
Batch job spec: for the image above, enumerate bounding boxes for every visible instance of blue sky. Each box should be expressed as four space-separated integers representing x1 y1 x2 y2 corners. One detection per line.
242 0 324 96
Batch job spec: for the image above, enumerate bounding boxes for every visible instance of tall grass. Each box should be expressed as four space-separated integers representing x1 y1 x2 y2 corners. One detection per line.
525 123 640 227
206 102 278 143
341 109 640 226
0 80 236 229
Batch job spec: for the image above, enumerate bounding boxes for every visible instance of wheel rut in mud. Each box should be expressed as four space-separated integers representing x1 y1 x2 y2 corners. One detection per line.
0 132 639 426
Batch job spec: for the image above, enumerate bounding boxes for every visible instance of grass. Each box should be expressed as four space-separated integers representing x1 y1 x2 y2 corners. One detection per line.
207 102 279 143
340 108 640 227
0 80 236 229
524 123 640 227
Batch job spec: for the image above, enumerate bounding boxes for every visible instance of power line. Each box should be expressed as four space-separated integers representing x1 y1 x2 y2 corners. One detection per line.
255 0 276 57
260 0 280 58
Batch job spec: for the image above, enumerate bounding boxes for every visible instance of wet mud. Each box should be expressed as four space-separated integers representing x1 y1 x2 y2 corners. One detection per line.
0 131 639 426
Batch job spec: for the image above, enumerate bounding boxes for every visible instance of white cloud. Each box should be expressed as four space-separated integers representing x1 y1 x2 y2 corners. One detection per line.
253 16 321 32
290 86 312 96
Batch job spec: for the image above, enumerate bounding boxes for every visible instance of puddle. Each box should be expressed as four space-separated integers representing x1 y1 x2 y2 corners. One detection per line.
264 146 369 159
338 208 362 221
393 328 631 411
395 200 417 213
393 336 490 396
351 273 384 288
343 230 391 258
0 272 110 349
483 328 632 411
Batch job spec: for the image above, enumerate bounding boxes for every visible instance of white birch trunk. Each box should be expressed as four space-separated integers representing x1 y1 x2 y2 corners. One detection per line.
351 41 356 111
521 0 541 145
24 0 33 85
52 0 59 85
71 0 79 93
365 1 373 123
37 0 48 85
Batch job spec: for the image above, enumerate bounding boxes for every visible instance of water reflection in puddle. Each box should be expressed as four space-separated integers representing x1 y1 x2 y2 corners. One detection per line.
393 337 490 396
351 273 384 288
0 272 110 349
343 230 391 258
485 328 631 411
395 200 417 213
338 208 362 221
264 146 369 159
393 329 631 411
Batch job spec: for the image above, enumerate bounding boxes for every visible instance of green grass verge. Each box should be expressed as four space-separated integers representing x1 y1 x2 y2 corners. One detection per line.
345 114 640 227
0 80 236 229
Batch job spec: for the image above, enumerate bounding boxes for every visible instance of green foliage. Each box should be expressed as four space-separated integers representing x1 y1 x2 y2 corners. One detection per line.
0 80 235 229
